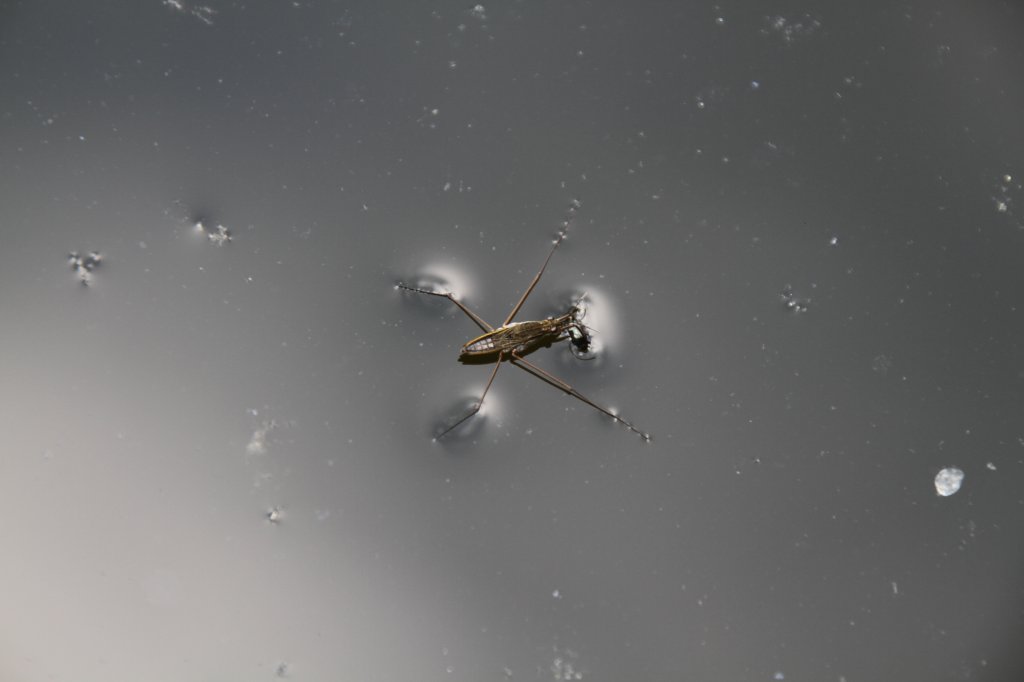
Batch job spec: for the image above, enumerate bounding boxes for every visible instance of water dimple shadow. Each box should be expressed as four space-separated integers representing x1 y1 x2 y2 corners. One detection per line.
431 391 502 443
543 287 619 371
394 265 485 320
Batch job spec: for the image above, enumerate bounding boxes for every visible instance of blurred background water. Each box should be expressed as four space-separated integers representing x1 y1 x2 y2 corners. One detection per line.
2 1 1023 680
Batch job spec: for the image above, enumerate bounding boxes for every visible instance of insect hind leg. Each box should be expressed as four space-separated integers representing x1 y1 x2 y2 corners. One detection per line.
511 352 650 441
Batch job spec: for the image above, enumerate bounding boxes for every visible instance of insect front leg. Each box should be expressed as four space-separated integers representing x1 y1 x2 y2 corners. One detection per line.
396 283 493 333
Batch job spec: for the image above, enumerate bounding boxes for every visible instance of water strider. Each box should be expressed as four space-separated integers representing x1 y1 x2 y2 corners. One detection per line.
398 200 650 442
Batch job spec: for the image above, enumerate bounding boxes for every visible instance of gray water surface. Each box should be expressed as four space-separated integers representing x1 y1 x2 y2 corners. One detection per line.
2 1 1023 680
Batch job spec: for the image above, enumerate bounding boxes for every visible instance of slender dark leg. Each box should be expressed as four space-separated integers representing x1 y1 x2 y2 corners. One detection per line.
397 284 493 333
502 199 581 326
511 352 650 441
435 353 504 441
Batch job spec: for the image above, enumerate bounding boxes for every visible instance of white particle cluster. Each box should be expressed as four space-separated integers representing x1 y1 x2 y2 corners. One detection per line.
163 0 215 25
194 220 232 245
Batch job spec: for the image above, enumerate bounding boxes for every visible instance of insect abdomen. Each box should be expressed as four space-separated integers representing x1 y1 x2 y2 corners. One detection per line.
463 336 499 354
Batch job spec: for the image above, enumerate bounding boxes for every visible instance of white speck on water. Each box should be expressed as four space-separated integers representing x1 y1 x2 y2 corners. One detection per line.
872 354 892 375
764 14 822 43
773 673 785 681
551 648 584 681
247 422 272 455
552 589 561 599
986 461 997 471
934 467 964 496
830 235 839 245
266 506 283 523
163 0 216 25
891 581 899 595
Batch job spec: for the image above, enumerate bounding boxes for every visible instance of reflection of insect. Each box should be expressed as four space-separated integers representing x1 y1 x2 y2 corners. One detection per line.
398 201 650 441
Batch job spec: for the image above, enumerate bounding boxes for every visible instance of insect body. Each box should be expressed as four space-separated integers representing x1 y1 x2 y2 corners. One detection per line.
459 308 588 362
398 201 649 442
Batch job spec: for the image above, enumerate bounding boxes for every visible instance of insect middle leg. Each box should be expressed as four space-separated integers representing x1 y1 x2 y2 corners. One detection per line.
396 284 493 333
435 352 504 441
511 352 650 441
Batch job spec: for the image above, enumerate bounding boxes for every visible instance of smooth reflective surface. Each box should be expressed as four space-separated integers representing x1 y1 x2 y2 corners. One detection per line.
2 1 1023 681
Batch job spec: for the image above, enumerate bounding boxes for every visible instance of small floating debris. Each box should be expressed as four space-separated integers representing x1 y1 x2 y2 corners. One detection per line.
934 467 964 497
779 285 809 313
194 220 232 245
68 250 102 286
551 647 584 681
246 418 278 456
